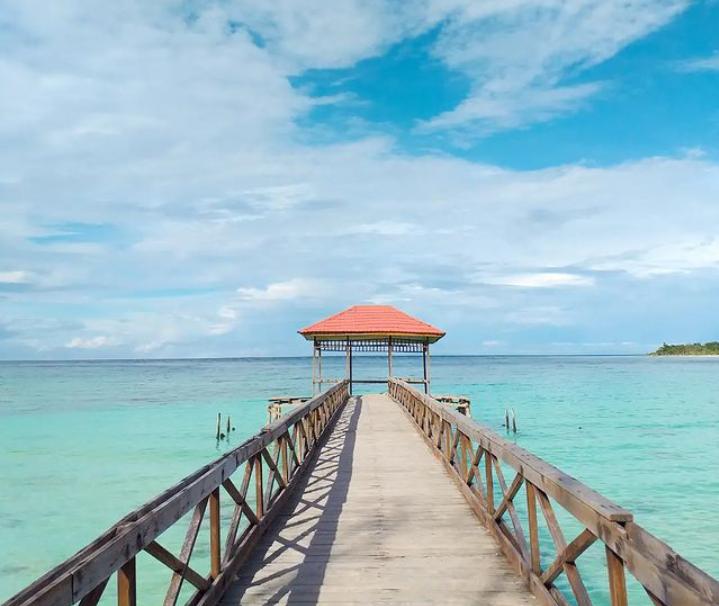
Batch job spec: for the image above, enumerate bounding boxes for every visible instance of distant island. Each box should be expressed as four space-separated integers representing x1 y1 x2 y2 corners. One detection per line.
652 341 719 355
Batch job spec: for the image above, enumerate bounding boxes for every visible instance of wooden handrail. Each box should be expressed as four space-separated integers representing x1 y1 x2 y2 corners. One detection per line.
388 378 719 606
4 381 351 606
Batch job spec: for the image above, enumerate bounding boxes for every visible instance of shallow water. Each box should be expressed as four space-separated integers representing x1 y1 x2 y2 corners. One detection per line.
1 356 717 603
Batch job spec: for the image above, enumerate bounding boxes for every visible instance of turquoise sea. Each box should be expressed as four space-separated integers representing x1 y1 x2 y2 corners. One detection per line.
1 356 718 604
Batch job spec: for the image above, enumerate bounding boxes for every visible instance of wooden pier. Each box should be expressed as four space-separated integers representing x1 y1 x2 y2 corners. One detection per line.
5 379 719 606
221 393 531 605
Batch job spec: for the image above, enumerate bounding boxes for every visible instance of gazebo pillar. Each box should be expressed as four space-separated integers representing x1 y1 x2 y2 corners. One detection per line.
317 345 322 393
345 337 353 395
312 339 317 395
422 342 430 394
387 336 393 379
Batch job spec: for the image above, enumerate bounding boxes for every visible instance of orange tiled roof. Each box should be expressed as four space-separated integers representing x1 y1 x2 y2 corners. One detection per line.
299 305 445 342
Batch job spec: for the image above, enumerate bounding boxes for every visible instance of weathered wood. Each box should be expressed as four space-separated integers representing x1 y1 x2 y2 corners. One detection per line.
209 488 221 579
606 545 628 606
526 483 541 576
280 435 289 486
540 528 597 586
222 477 259 527
164 498 208 606
486 453 495 514
391 380 632 523
223 466 254 564
77 581 107 606
195 388 350 606
116 558 136 606
145 541 209 591
493 470 524 523
220 395 534 606
388 379 719 606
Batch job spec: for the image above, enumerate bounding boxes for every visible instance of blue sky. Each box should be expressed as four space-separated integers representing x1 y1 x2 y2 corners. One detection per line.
1 0 719 358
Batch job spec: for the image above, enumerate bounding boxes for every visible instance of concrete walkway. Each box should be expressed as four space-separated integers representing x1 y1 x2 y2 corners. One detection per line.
221 394 536 605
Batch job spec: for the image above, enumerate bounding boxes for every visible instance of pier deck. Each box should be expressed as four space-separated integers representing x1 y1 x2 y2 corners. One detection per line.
221 394 534 605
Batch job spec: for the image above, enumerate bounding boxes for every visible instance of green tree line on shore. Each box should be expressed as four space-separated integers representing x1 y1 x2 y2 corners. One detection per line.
652 341 719 355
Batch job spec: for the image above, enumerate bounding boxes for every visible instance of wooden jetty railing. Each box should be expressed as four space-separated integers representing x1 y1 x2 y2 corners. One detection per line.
389 378 719 606
5 381 350 606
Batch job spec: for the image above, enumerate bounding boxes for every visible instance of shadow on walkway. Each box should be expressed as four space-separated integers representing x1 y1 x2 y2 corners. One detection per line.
224 396 362 605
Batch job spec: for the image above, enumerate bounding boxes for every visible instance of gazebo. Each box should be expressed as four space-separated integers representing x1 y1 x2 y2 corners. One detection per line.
299 305 445 395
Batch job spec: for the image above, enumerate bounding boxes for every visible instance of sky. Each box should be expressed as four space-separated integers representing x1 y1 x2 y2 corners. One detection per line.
1 0 719 359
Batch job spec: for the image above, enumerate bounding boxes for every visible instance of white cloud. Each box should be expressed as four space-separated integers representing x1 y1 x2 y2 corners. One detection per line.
0 270 32 284
236 279 328 302
420 0 688 132
208 306 241 336
505 306 571 326
223 1 427 71
678 53 719 72
1 1 716 358
482 273 595 288
65 335 114 349
343 221 419 236
420 83 602 132
590 239 719 278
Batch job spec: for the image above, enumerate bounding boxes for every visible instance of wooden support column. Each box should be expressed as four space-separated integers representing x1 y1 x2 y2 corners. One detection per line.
426 342 432 394
422 342 429 394
317 347 322 393
348 339 353 395
387 336 393 381
117 557 136 606
345 337 350 387
311 340 317 396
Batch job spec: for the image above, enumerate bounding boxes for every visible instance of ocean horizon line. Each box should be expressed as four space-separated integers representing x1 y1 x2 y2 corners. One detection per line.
0 352 659 363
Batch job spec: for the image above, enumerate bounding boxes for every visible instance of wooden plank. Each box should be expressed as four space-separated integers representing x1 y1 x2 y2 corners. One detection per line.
221 395 536 606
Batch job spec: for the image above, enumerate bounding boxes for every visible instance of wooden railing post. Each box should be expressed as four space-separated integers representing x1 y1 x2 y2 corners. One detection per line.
117 557 136 606
606 545 628 606
485 453 494 514
209 488 221 579
460 434 469 481
255 455 264 519
281 435 289 485
526 483 540 575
